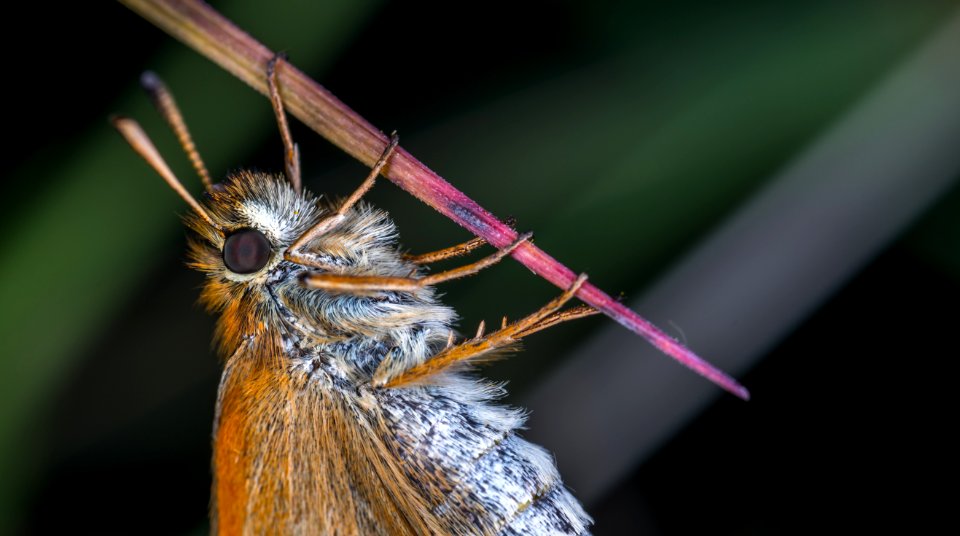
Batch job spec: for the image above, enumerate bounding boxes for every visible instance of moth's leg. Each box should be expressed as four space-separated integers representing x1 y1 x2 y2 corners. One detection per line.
404 237 487 264
140 72 214 193
266 54 301 194
300 231 532 292
512 304 599 339
285 133 400 269
373 274 593 388
404 218 517 264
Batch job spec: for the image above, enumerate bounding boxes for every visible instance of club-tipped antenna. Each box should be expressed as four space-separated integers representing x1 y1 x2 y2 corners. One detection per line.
112 115 221 230
139 71 215 193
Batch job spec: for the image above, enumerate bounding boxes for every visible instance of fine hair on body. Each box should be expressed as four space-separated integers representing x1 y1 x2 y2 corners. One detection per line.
113 57 594 535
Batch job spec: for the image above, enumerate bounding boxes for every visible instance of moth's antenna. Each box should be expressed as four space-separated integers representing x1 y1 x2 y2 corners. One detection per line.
139 71 215 194
112 116 221 230
267 54 302 194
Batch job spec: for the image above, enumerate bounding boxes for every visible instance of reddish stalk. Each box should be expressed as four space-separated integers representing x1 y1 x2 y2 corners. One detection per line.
118 0 749 400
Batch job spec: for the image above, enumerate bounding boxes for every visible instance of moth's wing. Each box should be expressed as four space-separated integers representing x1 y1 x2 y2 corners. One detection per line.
211 344 443 535
339 394 447 535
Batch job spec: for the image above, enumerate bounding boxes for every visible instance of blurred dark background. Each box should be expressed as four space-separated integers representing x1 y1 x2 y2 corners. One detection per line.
1 1 958 534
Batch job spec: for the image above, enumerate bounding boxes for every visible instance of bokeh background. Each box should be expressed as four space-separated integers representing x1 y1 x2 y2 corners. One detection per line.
2 1 958 534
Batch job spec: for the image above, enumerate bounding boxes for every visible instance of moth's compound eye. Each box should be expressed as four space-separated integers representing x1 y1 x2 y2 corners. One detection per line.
223 228 272 274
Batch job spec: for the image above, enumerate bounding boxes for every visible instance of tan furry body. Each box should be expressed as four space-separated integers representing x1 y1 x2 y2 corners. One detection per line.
115 66 593 535
186 172 591 535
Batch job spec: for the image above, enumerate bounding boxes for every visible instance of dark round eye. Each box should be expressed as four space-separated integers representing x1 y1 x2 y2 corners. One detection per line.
223 228 272 274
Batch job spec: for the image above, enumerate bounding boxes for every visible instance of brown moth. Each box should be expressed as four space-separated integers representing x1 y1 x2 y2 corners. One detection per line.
114 57 596 535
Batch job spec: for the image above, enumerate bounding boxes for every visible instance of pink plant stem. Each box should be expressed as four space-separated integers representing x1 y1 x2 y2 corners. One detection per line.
120 0 749 400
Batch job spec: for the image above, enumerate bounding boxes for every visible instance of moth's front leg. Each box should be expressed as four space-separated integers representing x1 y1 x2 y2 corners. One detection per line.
300 232 532 292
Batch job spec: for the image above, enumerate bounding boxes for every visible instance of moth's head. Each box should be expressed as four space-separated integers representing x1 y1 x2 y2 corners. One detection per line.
113 114 416 354
112 75 428 358
180 166 409 350
182 171 322 355
183 168 405 284
184 170 320 286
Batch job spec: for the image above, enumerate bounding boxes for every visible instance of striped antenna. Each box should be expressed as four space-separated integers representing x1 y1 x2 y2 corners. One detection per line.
112 115 220 230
